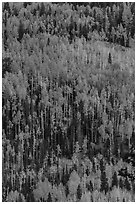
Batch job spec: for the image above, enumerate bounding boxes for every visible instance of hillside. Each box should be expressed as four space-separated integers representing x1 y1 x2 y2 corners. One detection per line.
2 2 135 202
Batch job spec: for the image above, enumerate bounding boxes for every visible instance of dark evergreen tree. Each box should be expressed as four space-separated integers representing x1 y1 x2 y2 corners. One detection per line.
39 2 45 16
2 57 12 77
100 171 109 193
112 171 118 188
119 177 123 189
77 184 82 201
125 177 131 191
47 193 52 202
86 180 93 192
108 52 112 64
18 20 25 42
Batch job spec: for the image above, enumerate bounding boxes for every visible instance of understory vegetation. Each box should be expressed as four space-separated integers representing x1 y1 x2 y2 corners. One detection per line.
2 2 135 202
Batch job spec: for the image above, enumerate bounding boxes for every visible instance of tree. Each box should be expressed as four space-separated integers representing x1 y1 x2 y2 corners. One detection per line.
111 27 116 43
108 52 112 64
104 13 110 39
122 3 132 29
18 20 24 42
112 172 118 188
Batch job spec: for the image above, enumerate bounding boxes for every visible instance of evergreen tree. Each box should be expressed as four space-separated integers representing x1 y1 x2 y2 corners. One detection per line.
18 20 24 42
112 172 118 188
47 193 52 202
108 52 112 64
100 171 109 193
77 184 82 201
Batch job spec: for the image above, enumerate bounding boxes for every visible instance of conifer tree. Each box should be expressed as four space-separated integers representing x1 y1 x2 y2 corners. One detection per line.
108 52 112 64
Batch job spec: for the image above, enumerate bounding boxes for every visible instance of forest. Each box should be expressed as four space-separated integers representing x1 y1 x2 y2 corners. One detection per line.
2 2 135 202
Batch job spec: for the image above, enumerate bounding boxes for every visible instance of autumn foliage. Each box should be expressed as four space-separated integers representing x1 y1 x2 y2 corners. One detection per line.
2 2 135 202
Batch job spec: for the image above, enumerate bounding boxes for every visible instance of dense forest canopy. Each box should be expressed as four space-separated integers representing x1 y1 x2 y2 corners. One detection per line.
2 2 135 202
3 2 135 47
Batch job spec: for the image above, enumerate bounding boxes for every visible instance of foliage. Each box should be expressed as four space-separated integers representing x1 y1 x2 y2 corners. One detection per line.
2 2 135 202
